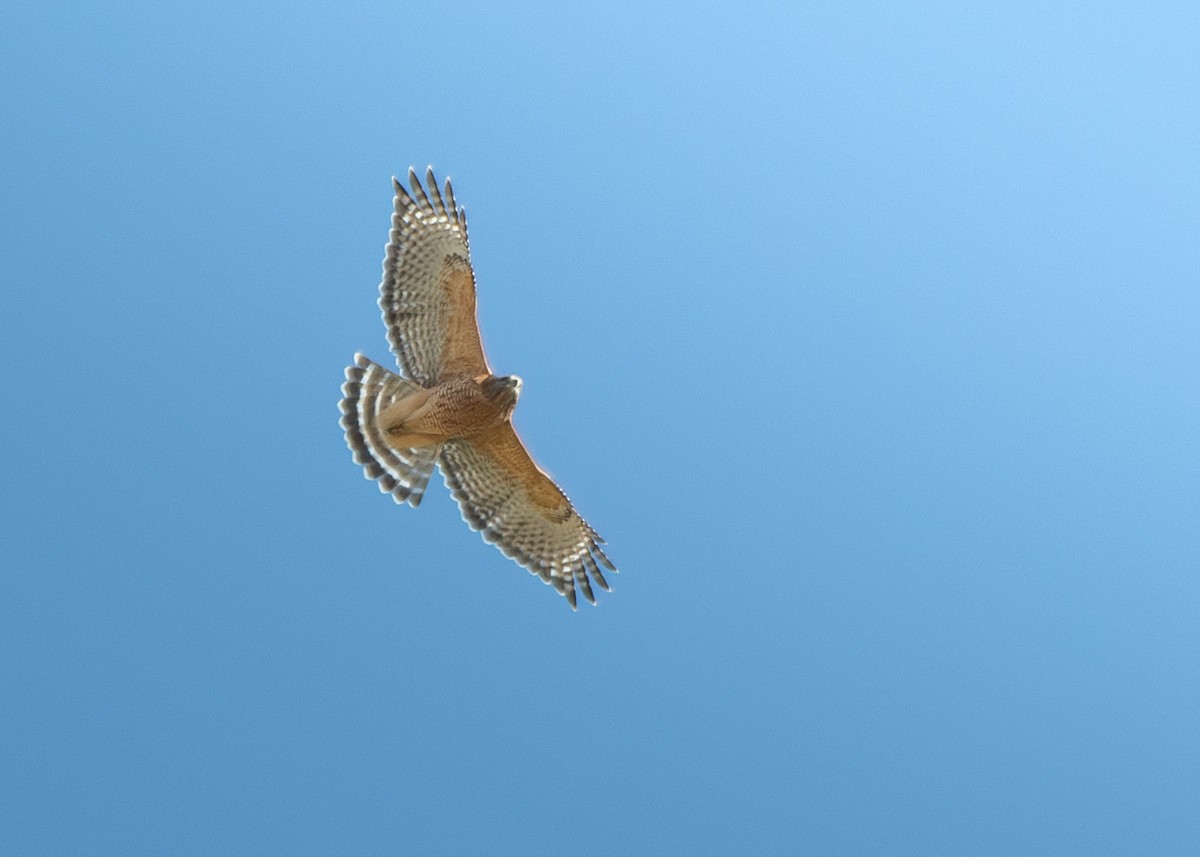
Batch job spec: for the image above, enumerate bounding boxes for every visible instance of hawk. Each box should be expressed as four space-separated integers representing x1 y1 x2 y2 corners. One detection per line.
339 167 616 608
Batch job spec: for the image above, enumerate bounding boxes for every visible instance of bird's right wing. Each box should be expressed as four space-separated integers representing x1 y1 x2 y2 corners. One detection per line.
379 167 492 386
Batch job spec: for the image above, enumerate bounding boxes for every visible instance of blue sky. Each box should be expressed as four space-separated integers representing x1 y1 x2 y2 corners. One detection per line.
3 1 1199 854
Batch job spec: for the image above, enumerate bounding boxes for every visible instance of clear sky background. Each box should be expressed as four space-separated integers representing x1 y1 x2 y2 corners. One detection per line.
3 1 1199 854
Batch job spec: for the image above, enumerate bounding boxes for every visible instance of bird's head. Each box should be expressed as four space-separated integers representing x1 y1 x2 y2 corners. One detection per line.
481 374 523 414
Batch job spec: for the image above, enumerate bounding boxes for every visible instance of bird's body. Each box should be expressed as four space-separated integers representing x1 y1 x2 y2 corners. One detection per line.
378 374 518 447
339 167 615 608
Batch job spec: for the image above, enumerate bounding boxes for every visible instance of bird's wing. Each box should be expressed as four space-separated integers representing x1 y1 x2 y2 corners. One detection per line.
439 423 615 609
379 167 491 386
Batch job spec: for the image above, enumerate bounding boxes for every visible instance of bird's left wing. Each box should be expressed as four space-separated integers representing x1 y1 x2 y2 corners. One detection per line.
380 167 491 386
439 424 616 609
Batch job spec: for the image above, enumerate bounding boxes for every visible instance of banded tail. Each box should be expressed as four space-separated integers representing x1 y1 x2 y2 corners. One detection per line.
339 353 441 506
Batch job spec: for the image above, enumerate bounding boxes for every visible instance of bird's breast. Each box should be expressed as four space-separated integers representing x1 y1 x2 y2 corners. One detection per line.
407 379 509 438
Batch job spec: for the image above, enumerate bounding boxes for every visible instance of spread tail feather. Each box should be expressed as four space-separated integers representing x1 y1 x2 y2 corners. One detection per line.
339 353 441 507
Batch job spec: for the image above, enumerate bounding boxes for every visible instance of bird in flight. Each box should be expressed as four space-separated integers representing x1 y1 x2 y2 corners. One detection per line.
339 167 616 608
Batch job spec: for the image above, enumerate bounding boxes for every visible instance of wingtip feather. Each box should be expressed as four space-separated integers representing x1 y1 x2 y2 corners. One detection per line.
408 167 431 207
